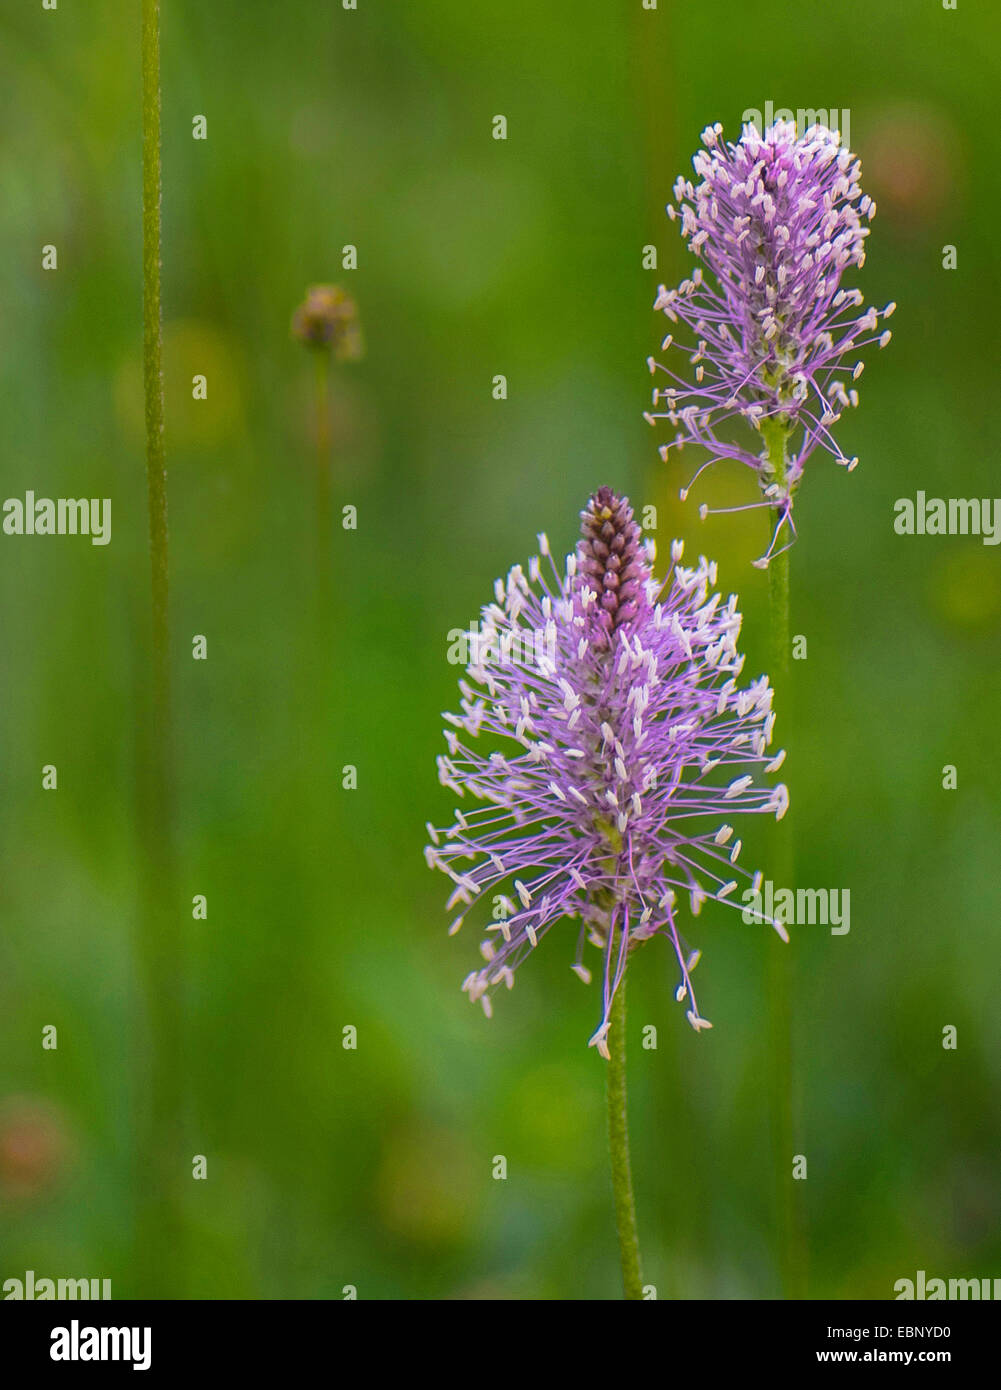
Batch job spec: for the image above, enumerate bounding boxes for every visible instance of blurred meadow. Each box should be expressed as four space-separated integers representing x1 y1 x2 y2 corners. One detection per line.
1 0 999 1299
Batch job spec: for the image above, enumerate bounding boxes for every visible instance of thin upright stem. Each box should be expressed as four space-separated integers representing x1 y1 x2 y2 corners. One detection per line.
314 348 333 599
143 0 167 667
140 0 182 1297
767 546 789 685
767 541 801 1295
762 422 805 1298
606 966 644 1300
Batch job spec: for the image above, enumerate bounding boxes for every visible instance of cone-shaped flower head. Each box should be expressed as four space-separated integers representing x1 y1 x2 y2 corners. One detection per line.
646 121 894 567
425 488 789 1056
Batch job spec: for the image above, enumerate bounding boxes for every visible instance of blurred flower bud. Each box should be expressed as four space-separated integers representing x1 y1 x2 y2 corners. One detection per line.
865 104 961 232
291 284 364 361
0 1097 72 1201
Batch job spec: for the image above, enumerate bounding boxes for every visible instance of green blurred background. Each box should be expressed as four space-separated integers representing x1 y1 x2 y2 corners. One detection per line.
1 0 999 1300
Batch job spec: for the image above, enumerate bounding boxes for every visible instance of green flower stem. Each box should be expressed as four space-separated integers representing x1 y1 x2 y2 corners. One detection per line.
143 0 166 672
139 0 182 1297
767 544 789 685
606 959 644 1300
314 348 333 599
761 420 806 1298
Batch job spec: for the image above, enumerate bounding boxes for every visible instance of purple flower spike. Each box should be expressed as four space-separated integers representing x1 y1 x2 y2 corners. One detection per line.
645 120 895 567
425 489 789 1057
